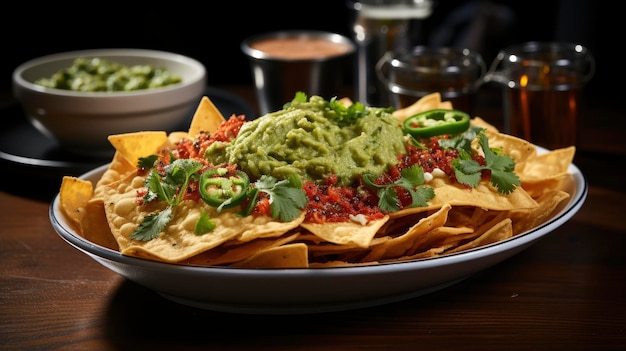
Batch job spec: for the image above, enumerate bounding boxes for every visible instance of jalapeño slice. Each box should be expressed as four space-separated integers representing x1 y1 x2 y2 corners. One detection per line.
403 109 470 138
199 167 250 211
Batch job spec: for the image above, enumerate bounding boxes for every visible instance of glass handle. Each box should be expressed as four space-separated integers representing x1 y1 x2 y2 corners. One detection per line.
482 51 508 86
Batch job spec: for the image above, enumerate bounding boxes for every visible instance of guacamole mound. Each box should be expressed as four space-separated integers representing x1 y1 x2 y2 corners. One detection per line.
205 96 407 186
35 57 182 92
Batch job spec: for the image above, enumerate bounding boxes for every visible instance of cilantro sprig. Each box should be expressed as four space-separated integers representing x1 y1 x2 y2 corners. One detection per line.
363 164 435 213
131 157 308 241
286 92 371 126
131 159 203 241
451 132 520 194
438 124 484 153
240 174 308 222
325 96 369 126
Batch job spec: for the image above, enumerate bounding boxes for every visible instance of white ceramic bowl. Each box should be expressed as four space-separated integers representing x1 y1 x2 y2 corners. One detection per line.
49 150 587 314
13 49 207 157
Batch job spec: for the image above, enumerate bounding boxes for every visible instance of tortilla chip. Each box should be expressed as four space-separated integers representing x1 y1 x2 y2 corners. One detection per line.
431 179 538 210
516 147 576 198
518 146 575 181
309 259 380 267
102 171 304 262
383 244 452 262
79 201 119 250
360 204 452 261
93 151 135 201
59 176 94 232
390 179 538 222
447 207 506 230
168 131 191 145
412 226 477 251
183 232 301 266
299 216 390 248
305 235 392 264
188 96 226 137
483 131 538 165
107 131 168 167
470 117 500 133
510 189 570 234
229 243 309 268
447 218 513 253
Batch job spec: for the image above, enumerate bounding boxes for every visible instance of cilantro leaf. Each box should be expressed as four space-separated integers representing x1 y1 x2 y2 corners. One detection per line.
452 132 520 194
131 158 204 241
325 97 369 126
194 210 216 235
363 164 435 213
439 125 484 153
451 151 483 188
138 154 159 170
395 164 425 187
377 186 401 213
292 91 308 103
408 187 436 208
143 169 164 203
282 91 308 109
283 92 372 126
163 159 203 205
255 175 307 222
131 207 172 241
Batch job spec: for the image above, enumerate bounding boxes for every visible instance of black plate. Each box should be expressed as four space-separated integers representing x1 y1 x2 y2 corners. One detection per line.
0 87 256 199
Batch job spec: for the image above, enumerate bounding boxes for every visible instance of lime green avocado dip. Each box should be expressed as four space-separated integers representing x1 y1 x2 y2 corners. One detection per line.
35 57 182 92
205 95 407 186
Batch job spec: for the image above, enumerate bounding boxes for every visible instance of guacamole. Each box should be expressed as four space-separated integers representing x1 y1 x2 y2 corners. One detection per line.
35 57 182 92
205 95 407 186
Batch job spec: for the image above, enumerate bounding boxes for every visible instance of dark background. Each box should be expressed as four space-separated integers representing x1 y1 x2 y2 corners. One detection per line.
0 0 613 102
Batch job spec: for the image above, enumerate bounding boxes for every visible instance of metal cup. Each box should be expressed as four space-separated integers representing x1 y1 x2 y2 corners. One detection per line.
241 30 356 115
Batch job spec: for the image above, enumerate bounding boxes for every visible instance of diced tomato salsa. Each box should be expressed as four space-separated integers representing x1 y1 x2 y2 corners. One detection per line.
137 116 488 224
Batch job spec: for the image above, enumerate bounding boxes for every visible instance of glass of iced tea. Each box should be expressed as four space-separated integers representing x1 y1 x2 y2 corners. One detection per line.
484 42 595 150
376 46 486 114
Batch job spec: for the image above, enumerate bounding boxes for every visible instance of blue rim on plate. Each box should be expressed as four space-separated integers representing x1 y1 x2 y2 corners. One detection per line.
49 151 587 315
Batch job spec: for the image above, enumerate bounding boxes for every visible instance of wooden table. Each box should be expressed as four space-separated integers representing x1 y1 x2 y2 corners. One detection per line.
1 86 625 350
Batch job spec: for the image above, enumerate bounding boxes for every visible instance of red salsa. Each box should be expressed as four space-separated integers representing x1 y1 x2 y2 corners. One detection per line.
136 118 486 224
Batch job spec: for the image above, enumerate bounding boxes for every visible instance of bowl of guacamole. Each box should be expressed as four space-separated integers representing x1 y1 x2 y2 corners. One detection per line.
12 48 207 157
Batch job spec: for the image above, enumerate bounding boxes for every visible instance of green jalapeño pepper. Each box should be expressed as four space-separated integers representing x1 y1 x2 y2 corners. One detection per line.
402 109 470 138
199 167 250 211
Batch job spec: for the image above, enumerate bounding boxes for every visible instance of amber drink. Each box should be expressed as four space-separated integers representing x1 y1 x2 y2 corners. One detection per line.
486 42 595 150
504 69 582 150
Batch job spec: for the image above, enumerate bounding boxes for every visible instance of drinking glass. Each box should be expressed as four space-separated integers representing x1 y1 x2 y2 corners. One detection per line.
376 46 486 113
348 0 433 106
484 41 595 149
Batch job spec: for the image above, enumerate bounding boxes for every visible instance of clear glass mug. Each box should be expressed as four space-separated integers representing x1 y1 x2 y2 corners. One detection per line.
483 41 595 149
348 0 434 107
376 46 486 114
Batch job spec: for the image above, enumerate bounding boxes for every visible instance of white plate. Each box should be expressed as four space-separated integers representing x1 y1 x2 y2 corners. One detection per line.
50 157 587 314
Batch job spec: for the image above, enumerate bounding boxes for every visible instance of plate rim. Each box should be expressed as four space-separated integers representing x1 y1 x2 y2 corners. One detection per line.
50 157 587 275
48 148 587 313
